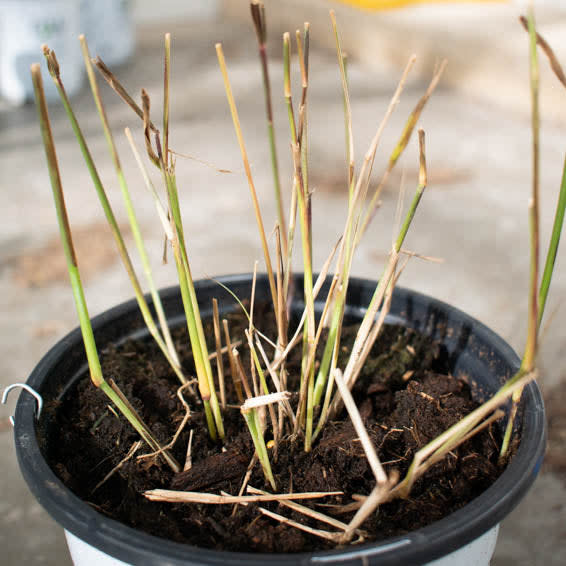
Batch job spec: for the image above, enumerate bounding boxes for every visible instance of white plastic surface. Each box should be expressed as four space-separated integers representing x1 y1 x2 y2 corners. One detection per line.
0 0 83 104
80 0 134 67
426 525 499 566
65 530 130 566
65 524 499 565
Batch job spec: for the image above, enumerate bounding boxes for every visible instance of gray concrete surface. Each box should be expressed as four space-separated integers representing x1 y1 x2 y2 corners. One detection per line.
1 6 566 565
225 0 566 124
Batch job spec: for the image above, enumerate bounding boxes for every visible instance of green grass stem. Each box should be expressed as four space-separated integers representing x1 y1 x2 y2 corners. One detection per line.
538 156 566 327
357 131 427 356
282 32 316 448
163 33 171 164
281 36 300 310
44 46 186 391
242 408 276 490
79 37 184 385
234 348 276 487
212 298 227 409
397 370 535 498
359 61 446 240
501 8 540 459
311 56 416 417
124 128 172 240
296 23 311 240
31 62 179 473
316 130 427 433
161 167 224 441
521 8 541 374
330 11 354 194
251 1 287 257
246 329 278 447
216 43 280 331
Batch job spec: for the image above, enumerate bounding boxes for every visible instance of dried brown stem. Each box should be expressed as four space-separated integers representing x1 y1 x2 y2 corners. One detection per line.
141 89 160 167
360 60 445 238
247 486 358 534
231 454 259 516
93 56 158 132
271 237 342 374
519 15 566 89
144 490 343 504
330 10 354 188
223 320 245 403
137 383 192 462
395 371 536 499
183 429 194 472
332 369 388 485
339 474 398 544
258 507 341 542
216 43 279 324
254 335 296 426
233 348 253 399
212 299 226 409
92 441 142 493
163 33 171 163
241 391 291 412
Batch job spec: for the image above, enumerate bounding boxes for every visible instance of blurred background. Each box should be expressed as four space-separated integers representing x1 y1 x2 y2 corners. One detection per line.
1 0 566 564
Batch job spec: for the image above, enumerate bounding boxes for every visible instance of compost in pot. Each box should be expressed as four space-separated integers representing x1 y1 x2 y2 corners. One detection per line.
40 284 511 553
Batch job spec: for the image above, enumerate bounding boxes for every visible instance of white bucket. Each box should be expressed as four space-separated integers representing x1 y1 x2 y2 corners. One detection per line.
64 524 500 566
79 0 134 67
0 0 83 104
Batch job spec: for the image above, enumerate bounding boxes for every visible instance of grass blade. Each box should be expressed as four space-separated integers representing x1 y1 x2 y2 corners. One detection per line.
45 46 186 388
251 1 287 256
212 299 226 409
79 37 185 386
216 43 279 327
538 156 566 327
359 60 446 239
311 54 416 413
163 33 171 164
521 7 540 374
93 56 158 131
31 62 179 473
330 10 354 193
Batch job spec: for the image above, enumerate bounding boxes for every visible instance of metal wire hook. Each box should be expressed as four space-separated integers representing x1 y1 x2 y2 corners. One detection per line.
1 383 43 427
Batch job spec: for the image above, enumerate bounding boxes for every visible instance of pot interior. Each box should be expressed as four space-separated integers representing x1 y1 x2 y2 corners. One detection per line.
15 274 545 566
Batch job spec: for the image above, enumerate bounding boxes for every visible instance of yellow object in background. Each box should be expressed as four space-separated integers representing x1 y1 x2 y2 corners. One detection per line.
337 0 506 10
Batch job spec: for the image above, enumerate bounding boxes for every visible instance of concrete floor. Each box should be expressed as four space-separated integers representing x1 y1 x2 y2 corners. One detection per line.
1 6 566 565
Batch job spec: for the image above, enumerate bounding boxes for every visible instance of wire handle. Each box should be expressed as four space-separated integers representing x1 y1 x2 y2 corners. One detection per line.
1 383 43 427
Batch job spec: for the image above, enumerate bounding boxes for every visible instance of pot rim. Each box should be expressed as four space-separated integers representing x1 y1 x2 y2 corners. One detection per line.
14 274 546 566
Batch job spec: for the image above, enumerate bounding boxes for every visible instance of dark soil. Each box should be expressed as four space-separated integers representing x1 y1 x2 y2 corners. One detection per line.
46 302 504 553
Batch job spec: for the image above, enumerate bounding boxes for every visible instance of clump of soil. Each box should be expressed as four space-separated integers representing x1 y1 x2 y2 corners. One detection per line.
45 303 504 553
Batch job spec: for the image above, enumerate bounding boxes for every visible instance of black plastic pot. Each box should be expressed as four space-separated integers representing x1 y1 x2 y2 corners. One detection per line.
13 274 545 565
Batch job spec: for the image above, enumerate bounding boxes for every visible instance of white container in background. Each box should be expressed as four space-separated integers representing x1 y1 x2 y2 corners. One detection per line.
0 0 83 104
80 0 134 67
